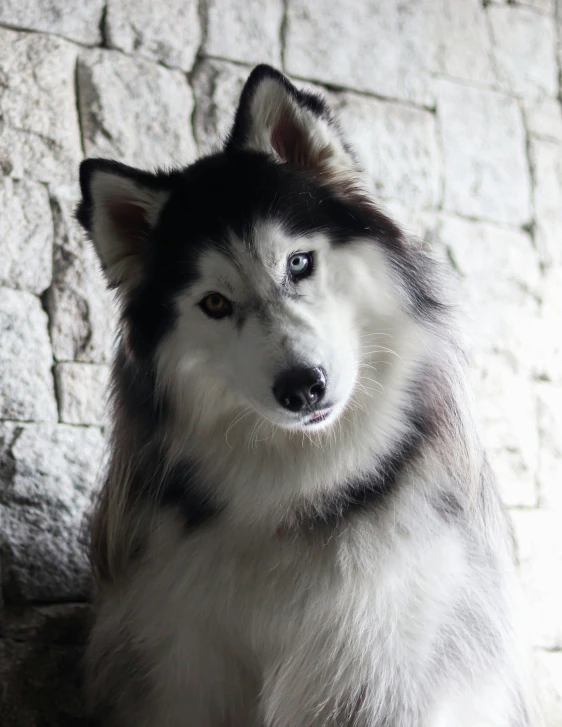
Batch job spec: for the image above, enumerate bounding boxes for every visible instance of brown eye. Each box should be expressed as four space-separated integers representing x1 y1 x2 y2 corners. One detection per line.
199 293 233 319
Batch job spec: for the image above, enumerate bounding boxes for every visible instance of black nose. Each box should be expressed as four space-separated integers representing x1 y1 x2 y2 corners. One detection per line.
273 366 327 413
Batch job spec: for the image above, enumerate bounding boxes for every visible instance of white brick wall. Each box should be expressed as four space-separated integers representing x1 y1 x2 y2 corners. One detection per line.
0 1 561 723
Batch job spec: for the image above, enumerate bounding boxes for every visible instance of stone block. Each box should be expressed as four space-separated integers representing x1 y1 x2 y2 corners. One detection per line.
429 0 496 86
437 215 541 374
284 0 434 105
488 5 557 100
203 0 283 66
0 422 105 603
536 383 562 512
525 96 562 142
106 0 200 71
77 49 197 170
46 193 116 364
0 29 82 186
437 80 531 226
511 510 562 650
531 137 562 267
0 178 53 295
55 363 110 426
333 93 440 208
0 288 58 422
477 360 538 508
192 59 249 156
0 0 104 44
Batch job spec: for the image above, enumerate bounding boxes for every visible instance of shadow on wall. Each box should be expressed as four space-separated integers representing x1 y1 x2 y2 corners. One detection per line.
0 604 94 726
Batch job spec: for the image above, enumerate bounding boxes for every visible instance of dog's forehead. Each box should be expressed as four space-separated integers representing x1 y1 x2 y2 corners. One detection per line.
197 220 326 294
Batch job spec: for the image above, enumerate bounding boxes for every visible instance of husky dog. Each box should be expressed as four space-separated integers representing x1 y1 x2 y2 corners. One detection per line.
77 65 529 726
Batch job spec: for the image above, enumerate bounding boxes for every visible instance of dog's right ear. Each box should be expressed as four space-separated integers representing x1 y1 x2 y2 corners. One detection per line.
76 159 171 292
226 65 359 188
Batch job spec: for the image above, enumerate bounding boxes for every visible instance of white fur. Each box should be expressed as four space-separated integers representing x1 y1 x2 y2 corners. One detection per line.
88 222 530 725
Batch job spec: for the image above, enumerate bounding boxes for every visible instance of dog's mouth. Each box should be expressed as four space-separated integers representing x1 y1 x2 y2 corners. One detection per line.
304 408 332 426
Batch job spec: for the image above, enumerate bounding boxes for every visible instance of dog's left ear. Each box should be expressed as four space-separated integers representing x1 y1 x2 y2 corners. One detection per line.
226 65 358 183
76 159 172 294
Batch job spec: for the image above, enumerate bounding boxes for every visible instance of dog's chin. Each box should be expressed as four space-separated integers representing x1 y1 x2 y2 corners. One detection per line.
260 402 344 434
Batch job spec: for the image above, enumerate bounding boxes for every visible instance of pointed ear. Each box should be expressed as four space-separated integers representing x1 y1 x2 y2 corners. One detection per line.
226 65 358 185
76 159 172 292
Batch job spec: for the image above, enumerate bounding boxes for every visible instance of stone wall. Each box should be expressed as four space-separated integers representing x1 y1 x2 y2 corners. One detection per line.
0 0 561 723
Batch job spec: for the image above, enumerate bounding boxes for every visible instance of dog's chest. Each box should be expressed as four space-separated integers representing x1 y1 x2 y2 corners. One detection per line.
141 511 468 671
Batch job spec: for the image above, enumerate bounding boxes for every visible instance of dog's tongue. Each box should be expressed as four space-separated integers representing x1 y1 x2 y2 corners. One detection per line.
311 412 322 420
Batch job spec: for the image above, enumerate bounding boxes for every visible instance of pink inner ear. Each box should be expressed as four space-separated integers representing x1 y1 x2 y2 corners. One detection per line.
106 199 151 255
271 110 315 168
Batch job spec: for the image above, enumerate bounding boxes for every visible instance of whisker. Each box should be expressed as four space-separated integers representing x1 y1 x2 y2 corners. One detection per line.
224 407 252 448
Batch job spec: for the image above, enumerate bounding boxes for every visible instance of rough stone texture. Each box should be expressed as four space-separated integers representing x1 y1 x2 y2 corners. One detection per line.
521 0 554 11
192 59 249 155
0 177 53 295
477 361 538 507
0 288 58 423
285 0 499 103
106 0 200 71
333 94 440 209
511 510 562 650
438 216 541 373
0 422 104 603
536 383 562 512
46 193 116 364
55 363 110 426
0 0 104 44
532 137 562 267
0 29 82 186
488 5 558 100
525 95 562 142
437 80 532 226
0 604 93 726
539 267 562 384
77 49 197 170
430 0 496 85
203 0 283 66
285 0 435 105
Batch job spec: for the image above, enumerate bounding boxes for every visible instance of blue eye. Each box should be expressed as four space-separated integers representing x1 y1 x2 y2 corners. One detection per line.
288 252 313 281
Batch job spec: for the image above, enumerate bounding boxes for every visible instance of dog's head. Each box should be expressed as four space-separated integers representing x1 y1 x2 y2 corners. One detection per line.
77 66 435 437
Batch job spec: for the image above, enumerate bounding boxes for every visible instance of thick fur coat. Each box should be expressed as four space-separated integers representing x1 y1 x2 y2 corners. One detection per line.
77 65 530 726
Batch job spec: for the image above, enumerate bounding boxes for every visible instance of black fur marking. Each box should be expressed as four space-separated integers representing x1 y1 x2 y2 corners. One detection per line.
158 461 219 529
125 448 219 531
304 402 433 528
433 491 464 522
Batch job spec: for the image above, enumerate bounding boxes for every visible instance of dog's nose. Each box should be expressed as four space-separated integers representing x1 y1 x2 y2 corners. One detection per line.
273 366 327 412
